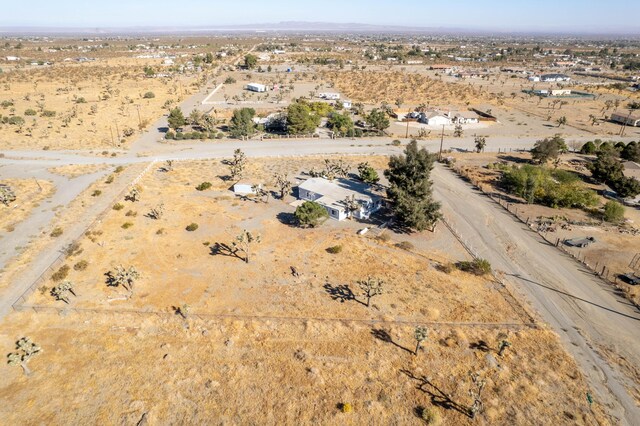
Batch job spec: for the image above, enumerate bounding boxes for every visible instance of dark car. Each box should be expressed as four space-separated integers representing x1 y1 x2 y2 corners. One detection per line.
619 273 640 286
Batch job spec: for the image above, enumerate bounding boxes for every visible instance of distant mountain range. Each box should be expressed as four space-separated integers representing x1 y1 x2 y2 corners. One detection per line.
0 21 637 37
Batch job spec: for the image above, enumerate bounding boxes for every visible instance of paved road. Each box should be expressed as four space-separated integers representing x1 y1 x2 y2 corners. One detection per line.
432 164 640 425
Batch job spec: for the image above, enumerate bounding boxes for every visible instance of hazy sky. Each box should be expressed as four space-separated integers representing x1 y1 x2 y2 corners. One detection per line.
2 0 639 34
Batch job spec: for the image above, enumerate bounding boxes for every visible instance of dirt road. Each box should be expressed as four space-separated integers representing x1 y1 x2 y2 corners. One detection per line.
431 164 640 425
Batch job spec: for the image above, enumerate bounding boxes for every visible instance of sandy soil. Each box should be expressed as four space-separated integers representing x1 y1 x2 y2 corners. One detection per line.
449 151 640 305
0 157 611 424
0 61 197 150
48 164 110 179
0 178 55 232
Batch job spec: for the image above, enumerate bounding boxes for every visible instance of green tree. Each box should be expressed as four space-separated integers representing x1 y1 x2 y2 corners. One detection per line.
366 108 390 132
453 124 463 137
414 326 428 356
621 142 640 162
556 116 567 127
603 200 625 223
580 141 597 154
531 135 567 164
327 112 354 136
286 101 321 134
229 108 257 138
384 140 442 231
167 107 186 131
357 162 380 184
294 201 329 227
244 54 258 69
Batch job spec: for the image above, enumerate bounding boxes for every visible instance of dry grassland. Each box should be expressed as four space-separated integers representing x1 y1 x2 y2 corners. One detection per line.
0 157 610 424
323 70 489 107
0 178 55 232
0 63 197 150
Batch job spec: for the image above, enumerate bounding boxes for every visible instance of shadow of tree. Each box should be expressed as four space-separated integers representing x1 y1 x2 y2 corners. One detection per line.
209 242 243 261
401 369 472 418
323 283 362 304
371 328 414 354
276 212 297 226
469 340 491 352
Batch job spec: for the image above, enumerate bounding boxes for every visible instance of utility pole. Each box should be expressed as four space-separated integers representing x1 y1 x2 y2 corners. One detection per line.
136 105 142 133
405 117 410 139
438 124 445 161
109 126 115 147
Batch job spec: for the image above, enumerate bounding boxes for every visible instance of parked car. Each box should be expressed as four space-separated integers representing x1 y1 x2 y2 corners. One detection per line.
619 273 640 286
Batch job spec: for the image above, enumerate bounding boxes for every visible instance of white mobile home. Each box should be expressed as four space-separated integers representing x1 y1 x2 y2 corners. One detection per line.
246 83 267 92
319 92 341 100
297 178 382 221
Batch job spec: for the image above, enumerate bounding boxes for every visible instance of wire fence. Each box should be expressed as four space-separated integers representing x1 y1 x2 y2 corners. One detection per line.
449 164 640 311
12 161 158 310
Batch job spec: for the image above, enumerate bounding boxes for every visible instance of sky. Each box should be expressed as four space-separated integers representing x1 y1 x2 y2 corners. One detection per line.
1 0 639 34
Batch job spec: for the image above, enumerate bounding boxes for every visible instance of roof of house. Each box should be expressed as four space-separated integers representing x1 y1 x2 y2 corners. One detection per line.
623 161 640 179
299 178 380 207
425 111 451 120
454 111 479 119
612 112 640 121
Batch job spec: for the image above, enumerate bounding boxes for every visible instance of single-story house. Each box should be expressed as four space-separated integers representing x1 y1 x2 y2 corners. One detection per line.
452 111 480 124
319 92 340 100
540 73 571 82
342 100 352 109
421 112 452 126
297 177 382 221
246 83 267 92
549 89 572 96
611 112 640 127
528 76 541 82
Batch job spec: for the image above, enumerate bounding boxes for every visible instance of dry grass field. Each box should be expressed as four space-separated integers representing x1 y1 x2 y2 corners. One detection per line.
0 157 611 425
0 61 198 150
323 70 490 107
0 178 55 232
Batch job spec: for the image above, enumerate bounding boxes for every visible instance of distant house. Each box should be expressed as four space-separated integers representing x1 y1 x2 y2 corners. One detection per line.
342 100 352 109
246 83 267 92
297 177 382 221
162 58 174 66
452 111 480 124
319 92 340 100
430 64 453 73
421 111 452 126
5 56 20 61
611 112 640 127
528 76 541 82
540 73 571 82
549 89 572 96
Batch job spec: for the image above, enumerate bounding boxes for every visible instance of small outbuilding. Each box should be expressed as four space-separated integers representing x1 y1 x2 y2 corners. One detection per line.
246 83 267 92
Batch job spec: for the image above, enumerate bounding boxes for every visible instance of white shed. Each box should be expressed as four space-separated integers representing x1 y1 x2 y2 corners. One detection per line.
246 83 267 92
233 183 259 194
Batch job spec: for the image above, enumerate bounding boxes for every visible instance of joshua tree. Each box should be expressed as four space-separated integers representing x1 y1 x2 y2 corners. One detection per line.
467 372 486 419
556 116 567 128
310 159 349 180
251 185 269 203
474 135 487 153
163 160 174 172
175 304 190 319
0 185 17 206
125 187 141 202
106 265 140 291
148 203 165 220
7 337 41 374
454 124 463 138
343 195 360 218
50 281 76 304
232 230 261 263
273 173 292 199
414 326 428 356
358 276 384 307
497 337 511 356
229 149 247 181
